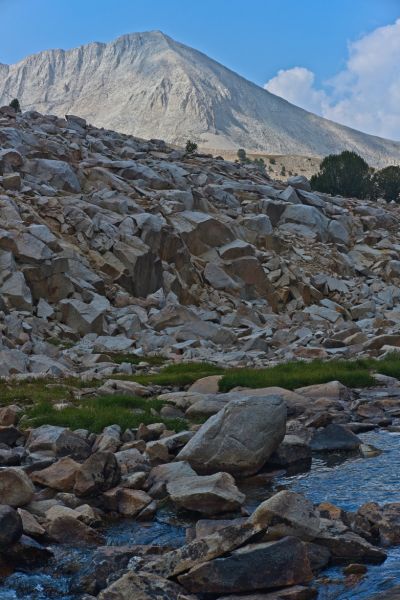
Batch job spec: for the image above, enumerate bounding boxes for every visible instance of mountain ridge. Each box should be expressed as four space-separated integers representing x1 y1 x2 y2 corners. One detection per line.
1 30 399 166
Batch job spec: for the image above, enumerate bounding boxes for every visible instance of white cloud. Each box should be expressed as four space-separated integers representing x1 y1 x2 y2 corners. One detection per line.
264 19 400 140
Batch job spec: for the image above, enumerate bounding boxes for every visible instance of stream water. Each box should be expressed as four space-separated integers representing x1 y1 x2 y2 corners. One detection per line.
1 430 399 599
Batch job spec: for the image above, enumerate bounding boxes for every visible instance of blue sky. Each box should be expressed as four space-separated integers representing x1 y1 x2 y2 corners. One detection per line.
1 0 400 138
0 0 398 86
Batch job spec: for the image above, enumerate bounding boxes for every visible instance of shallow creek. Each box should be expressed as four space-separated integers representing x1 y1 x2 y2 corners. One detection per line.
1 430 400 599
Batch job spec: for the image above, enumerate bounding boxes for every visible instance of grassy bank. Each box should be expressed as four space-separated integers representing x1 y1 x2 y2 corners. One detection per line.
4 353 400 434
114 361 225 387
25 394 187 433
218 353 400 392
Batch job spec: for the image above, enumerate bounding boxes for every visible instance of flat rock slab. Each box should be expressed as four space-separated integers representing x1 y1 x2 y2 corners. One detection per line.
178 536 313 594
167 472 245 515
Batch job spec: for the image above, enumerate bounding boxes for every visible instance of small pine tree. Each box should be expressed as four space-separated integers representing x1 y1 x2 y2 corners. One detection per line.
9 98 21 113
185 140 198 154
237 148 247 163
372 165 400 202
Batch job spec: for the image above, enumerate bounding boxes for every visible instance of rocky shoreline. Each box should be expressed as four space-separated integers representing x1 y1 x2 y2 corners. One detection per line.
2 375 400 599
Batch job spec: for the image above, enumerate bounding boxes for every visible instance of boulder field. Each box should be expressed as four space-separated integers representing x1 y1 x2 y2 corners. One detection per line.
1 105 400 375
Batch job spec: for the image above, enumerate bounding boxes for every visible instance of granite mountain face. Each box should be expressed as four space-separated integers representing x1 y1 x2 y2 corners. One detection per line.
0 30 399 166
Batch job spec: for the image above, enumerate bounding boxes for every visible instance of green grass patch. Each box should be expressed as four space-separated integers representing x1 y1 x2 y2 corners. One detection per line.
0 377 101 406
218 354 400 392
113 362 225 387
25 394 187 433
373 353 400 380
108 353 166 367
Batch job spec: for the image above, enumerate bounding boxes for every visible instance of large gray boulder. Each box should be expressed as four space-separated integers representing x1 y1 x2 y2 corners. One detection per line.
177 394 286 476
0 468 35 507
0 271 32 310
60 294 109 335
22 158 81 192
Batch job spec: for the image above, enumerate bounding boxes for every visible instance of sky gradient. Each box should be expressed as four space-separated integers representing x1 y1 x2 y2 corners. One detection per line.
0 0 398 86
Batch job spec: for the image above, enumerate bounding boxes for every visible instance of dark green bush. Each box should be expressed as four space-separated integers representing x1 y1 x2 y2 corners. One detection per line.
372 165 400 202
9 98 21 113
185 140 198 154
310 151 372 199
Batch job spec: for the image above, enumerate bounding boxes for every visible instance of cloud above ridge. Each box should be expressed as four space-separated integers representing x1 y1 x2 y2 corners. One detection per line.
264 19 400 140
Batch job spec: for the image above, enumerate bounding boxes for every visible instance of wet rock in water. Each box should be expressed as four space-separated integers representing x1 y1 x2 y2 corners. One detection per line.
47 514 105 546
6 534 53 566
191 517 247 540
178 536 313 594
177 394 286 476
98 571 197 600
310 424 361 452
30 456 81 491
357 502 400 546
102 487 153 517
74 451 121 496
167 472 245 515
315 529 387 563
267 435 312 469
78 545 169 595
143 521 257 578
0 504 23 548
343 563 368 575
250 491 321 541
304 541 331 571
0 468 35 507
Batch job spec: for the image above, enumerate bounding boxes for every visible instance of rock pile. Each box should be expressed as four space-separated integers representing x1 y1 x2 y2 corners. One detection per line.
1 105 400 378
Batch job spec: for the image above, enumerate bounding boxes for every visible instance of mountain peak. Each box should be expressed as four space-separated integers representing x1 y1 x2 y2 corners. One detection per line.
0 32 399 166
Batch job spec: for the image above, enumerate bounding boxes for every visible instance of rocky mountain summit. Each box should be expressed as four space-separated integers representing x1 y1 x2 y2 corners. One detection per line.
1 104 400 378
1 31 400 166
